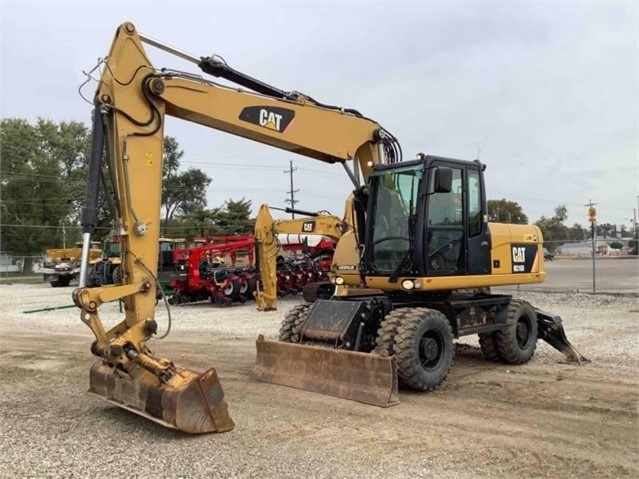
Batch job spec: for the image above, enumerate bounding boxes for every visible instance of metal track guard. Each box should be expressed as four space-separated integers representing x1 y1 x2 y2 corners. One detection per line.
251 335 400 407
89 361 235 434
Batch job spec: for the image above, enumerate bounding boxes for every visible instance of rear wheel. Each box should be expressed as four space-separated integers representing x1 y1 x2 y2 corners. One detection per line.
394 308 454 391
494 299 538 364
279 304 312 343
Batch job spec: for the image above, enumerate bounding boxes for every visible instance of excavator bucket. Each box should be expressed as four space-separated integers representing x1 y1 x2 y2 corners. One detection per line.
88 361 235 434
251 335 400 407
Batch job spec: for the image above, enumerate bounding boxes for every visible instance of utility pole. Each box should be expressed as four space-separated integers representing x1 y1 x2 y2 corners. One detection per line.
284 160 299 218
585 199 597 294
62 223 67 249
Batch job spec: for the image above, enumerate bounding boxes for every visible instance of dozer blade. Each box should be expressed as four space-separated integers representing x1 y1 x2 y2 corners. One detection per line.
88 361 235 434
251 335 400 407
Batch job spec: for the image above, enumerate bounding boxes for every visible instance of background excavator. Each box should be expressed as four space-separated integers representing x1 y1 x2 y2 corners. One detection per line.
253 203 351 311
74 21 587 435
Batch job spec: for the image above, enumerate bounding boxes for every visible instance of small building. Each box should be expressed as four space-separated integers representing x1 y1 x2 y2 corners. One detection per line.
557 242 592 257
0 253 20 273
557 238 619 257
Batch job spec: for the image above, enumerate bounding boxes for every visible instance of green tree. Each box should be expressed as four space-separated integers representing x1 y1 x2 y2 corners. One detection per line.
162 136 183 178
191 208 218 237
163 168 212 220
535 204 569 251
1 120 214 253
598 223 615 239
161 136 212 221
567 223 588 241
212 198 255 235
161 208 219 238
0 118 91 254
487 199 528 224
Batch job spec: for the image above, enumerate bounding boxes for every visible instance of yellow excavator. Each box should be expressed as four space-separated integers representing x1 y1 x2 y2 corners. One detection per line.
73 21 587 435
253 203 351 311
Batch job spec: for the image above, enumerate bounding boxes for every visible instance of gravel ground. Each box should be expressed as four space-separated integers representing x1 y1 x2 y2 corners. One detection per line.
0 282 637 478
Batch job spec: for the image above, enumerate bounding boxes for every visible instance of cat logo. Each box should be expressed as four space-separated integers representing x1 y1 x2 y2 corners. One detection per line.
259 110 283 131
512 246 526 263
239 106 295 133
302 221 315 232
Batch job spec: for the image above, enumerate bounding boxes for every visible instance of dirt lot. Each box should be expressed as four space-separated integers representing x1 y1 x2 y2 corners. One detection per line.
0 265 637 478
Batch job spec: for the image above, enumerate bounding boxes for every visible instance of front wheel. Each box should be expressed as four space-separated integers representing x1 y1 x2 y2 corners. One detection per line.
279 304 312 343
394 308 454 391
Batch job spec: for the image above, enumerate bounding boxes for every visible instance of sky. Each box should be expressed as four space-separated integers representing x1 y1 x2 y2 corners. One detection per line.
1 1 638 229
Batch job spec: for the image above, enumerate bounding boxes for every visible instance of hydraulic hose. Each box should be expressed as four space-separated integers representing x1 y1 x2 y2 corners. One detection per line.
79 101 106 287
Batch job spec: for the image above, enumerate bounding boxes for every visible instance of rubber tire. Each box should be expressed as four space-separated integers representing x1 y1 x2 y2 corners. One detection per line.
494 299 538 365
374 308 415 357
245 277 257 300
394 308 455 391
478 332 501 362
224 279 241 301
279 304 312 342
111 265 123 285
239 278 249 296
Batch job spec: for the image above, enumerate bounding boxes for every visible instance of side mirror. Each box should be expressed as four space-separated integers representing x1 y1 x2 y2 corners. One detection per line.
434 167 452 193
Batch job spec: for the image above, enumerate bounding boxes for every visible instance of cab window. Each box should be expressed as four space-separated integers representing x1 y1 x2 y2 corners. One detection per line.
468 169 482 236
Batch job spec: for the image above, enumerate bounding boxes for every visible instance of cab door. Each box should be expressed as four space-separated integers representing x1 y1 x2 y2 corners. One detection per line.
466 167 491 275
423 162 490 276
424 164 466 275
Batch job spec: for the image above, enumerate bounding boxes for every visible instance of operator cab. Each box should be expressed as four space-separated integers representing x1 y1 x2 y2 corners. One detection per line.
363 155 491 279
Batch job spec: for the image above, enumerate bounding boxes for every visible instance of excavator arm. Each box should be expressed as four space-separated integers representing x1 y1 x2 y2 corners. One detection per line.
73 21 399 434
